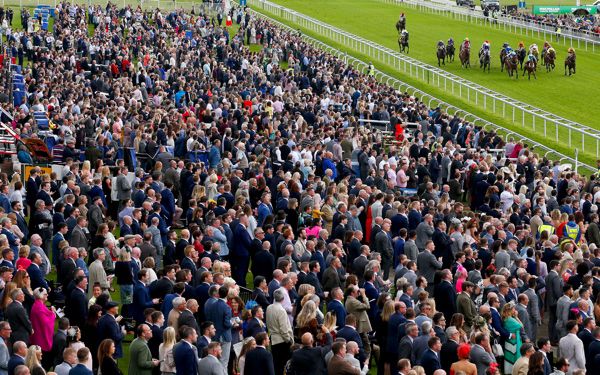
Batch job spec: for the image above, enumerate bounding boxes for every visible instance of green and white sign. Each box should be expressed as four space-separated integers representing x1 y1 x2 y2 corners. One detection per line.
532 5 598 14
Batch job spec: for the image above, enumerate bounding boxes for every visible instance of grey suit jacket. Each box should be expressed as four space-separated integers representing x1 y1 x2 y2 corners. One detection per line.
415 222 434 250
469 344 495 375
524 288 541 326
516 303 532 342
556 295 572 336
398 335 415 364
197 354 225 375
375 231 393 261
545 270 563 308
416 250 442 283
404 240 419 262
495 250 511 270
116 174 132 200
70 226 89 250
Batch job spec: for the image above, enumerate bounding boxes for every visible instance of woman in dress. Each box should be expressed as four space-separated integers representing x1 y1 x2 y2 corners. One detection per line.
236 337 256 375
296 300 319 339
502 302 524 374
29 288 55 369
158 327 176 375
450 344 477 375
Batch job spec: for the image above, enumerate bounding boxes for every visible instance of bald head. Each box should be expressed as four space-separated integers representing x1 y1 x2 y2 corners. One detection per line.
301 332 313 346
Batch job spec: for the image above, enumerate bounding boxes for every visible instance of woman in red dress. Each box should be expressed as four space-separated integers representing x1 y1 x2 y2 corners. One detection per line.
365 195 376 244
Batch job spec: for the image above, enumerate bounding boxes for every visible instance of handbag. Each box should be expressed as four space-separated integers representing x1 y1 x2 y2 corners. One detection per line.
492 339 504 357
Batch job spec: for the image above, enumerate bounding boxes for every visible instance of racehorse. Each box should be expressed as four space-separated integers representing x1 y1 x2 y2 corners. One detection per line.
504 54 519 79
459 45 470 68
399 33 409 53
523 60 536 80
446 44 455 62
479 49 490 72
544 49 556 72
437 45 446 66
516 47 526 70
529 44 539 62
499 49 507 72
565 53 576 76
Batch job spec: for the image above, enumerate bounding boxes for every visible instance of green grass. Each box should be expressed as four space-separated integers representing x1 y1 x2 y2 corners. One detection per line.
255 0 599 165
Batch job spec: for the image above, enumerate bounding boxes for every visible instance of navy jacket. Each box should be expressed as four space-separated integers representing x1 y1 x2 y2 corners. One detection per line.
7 354 24 375
132 281 155 324
67 288 88 328
244 347 275 375
27 263 49 290
244 317 266 339
420 349 442 375
98 314 125 358
337 326 366 365
68 363 93 375
204 299 232 342
326 299 347 327
173 341 199 375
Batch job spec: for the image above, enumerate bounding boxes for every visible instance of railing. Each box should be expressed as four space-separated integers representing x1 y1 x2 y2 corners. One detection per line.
246 8 594 175
249 0 600 162
381 0 600 51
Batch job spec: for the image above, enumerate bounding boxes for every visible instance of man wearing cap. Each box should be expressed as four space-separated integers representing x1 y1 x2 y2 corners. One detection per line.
98 301 126 359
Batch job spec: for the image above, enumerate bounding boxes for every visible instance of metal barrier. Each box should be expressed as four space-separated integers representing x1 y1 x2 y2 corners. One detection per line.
247 7 593 174
249 0 600 161
380 0 600 51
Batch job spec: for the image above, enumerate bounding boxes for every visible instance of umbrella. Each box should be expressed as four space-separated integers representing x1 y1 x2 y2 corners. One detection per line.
573 8 590 16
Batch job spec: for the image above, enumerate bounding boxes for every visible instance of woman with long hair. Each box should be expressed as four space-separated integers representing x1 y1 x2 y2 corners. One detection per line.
98 339 123 375
159 327 177 375
114 251 134 318
237 337 257 375
296 300 319 339
29 288 55 369
25 345 45 375
377 300 395 375
449 313 469 344
14 269 34 313
502 302 524 374
92 223 110 250
527 351 545 375
81 304 103 370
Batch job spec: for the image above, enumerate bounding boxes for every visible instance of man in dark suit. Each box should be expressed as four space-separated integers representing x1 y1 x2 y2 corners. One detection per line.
197 321 215 357
336 315 367 367
7 341 26 375
232 214 252 287
244 306 267 339
25 169 39 213
97 302 126 358
289 331 332 375
434 269 457 322
66 276 88 328
250 276 271 312
179 246 198 285
26 253 49 290
204 286 233 368
374 219 394 280
174 326 200 374
537 338 553 375
11 201 28 241
131 270 159 324
579 317 595 372
243 332 275 375
5 290 32 345
398 322 418 365
52 318 69 367
177 299 201 338
175 230 191 263
304 261 326 301
419 337 442 375
251 242 275 281
326 287 346 328
149 265 176 300
60 248 78 290
441 326 460 372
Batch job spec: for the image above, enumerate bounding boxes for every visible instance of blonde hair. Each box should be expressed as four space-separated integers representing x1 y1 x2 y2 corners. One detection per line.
162 327 176 348
25 345 42 370
323 311 337 332
296 300 317 328
381 300 395 322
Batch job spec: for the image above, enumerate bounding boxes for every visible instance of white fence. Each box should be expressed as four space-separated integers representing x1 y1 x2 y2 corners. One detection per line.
249 0 600 161
246 8 594 174
381 0 600 52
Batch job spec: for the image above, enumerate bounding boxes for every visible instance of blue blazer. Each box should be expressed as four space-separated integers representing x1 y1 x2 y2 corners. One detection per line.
27 264 49 290
244 346 275 375
310 251 326 280
68 288 88 328
337 326 366 365
88 185 107 207
98 314 125 358
120 224 132 237
490 308 510 340
326 299 347 327
420 349 441 375
197 336 209 357
173 341 199 375
7 354 24 375
132 281 155 324
387 312 406 354
15 213 28 241
1 229 18 252
161 188 176 224
233 225 252 258
364 282 380 321
205 299 232 342
244 317 266 339
68 363 93 375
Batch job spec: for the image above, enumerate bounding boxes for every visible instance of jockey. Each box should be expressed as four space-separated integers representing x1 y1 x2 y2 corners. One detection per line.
368 62 375 76
568 47 575 55
481 40 490 52
529 43 538 54
527 51 537 64
463 37 470 49
447 38 454 47
437 40 445 48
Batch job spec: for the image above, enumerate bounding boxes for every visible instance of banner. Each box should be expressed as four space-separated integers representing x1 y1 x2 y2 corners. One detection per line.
23 164 52 179
532 5 597 14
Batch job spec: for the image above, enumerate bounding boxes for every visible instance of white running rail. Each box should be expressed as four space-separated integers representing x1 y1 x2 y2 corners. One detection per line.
246 7 594 174
249 0 600 160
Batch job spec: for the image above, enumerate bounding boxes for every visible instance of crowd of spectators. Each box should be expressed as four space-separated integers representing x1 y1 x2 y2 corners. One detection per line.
0 2 598 375
506 11 600 36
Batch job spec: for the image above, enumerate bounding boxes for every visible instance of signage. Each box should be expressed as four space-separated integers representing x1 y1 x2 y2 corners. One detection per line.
23 165 52 179
532 5 597 14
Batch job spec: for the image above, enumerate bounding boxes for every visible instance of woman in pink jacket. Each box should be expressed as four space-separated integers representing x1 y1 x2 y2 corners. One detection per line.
29 287 56 369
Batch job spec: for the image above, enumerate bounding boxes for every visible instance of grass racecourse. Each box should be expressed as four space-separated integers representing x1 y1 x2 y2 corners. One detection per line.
260 0 598 164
